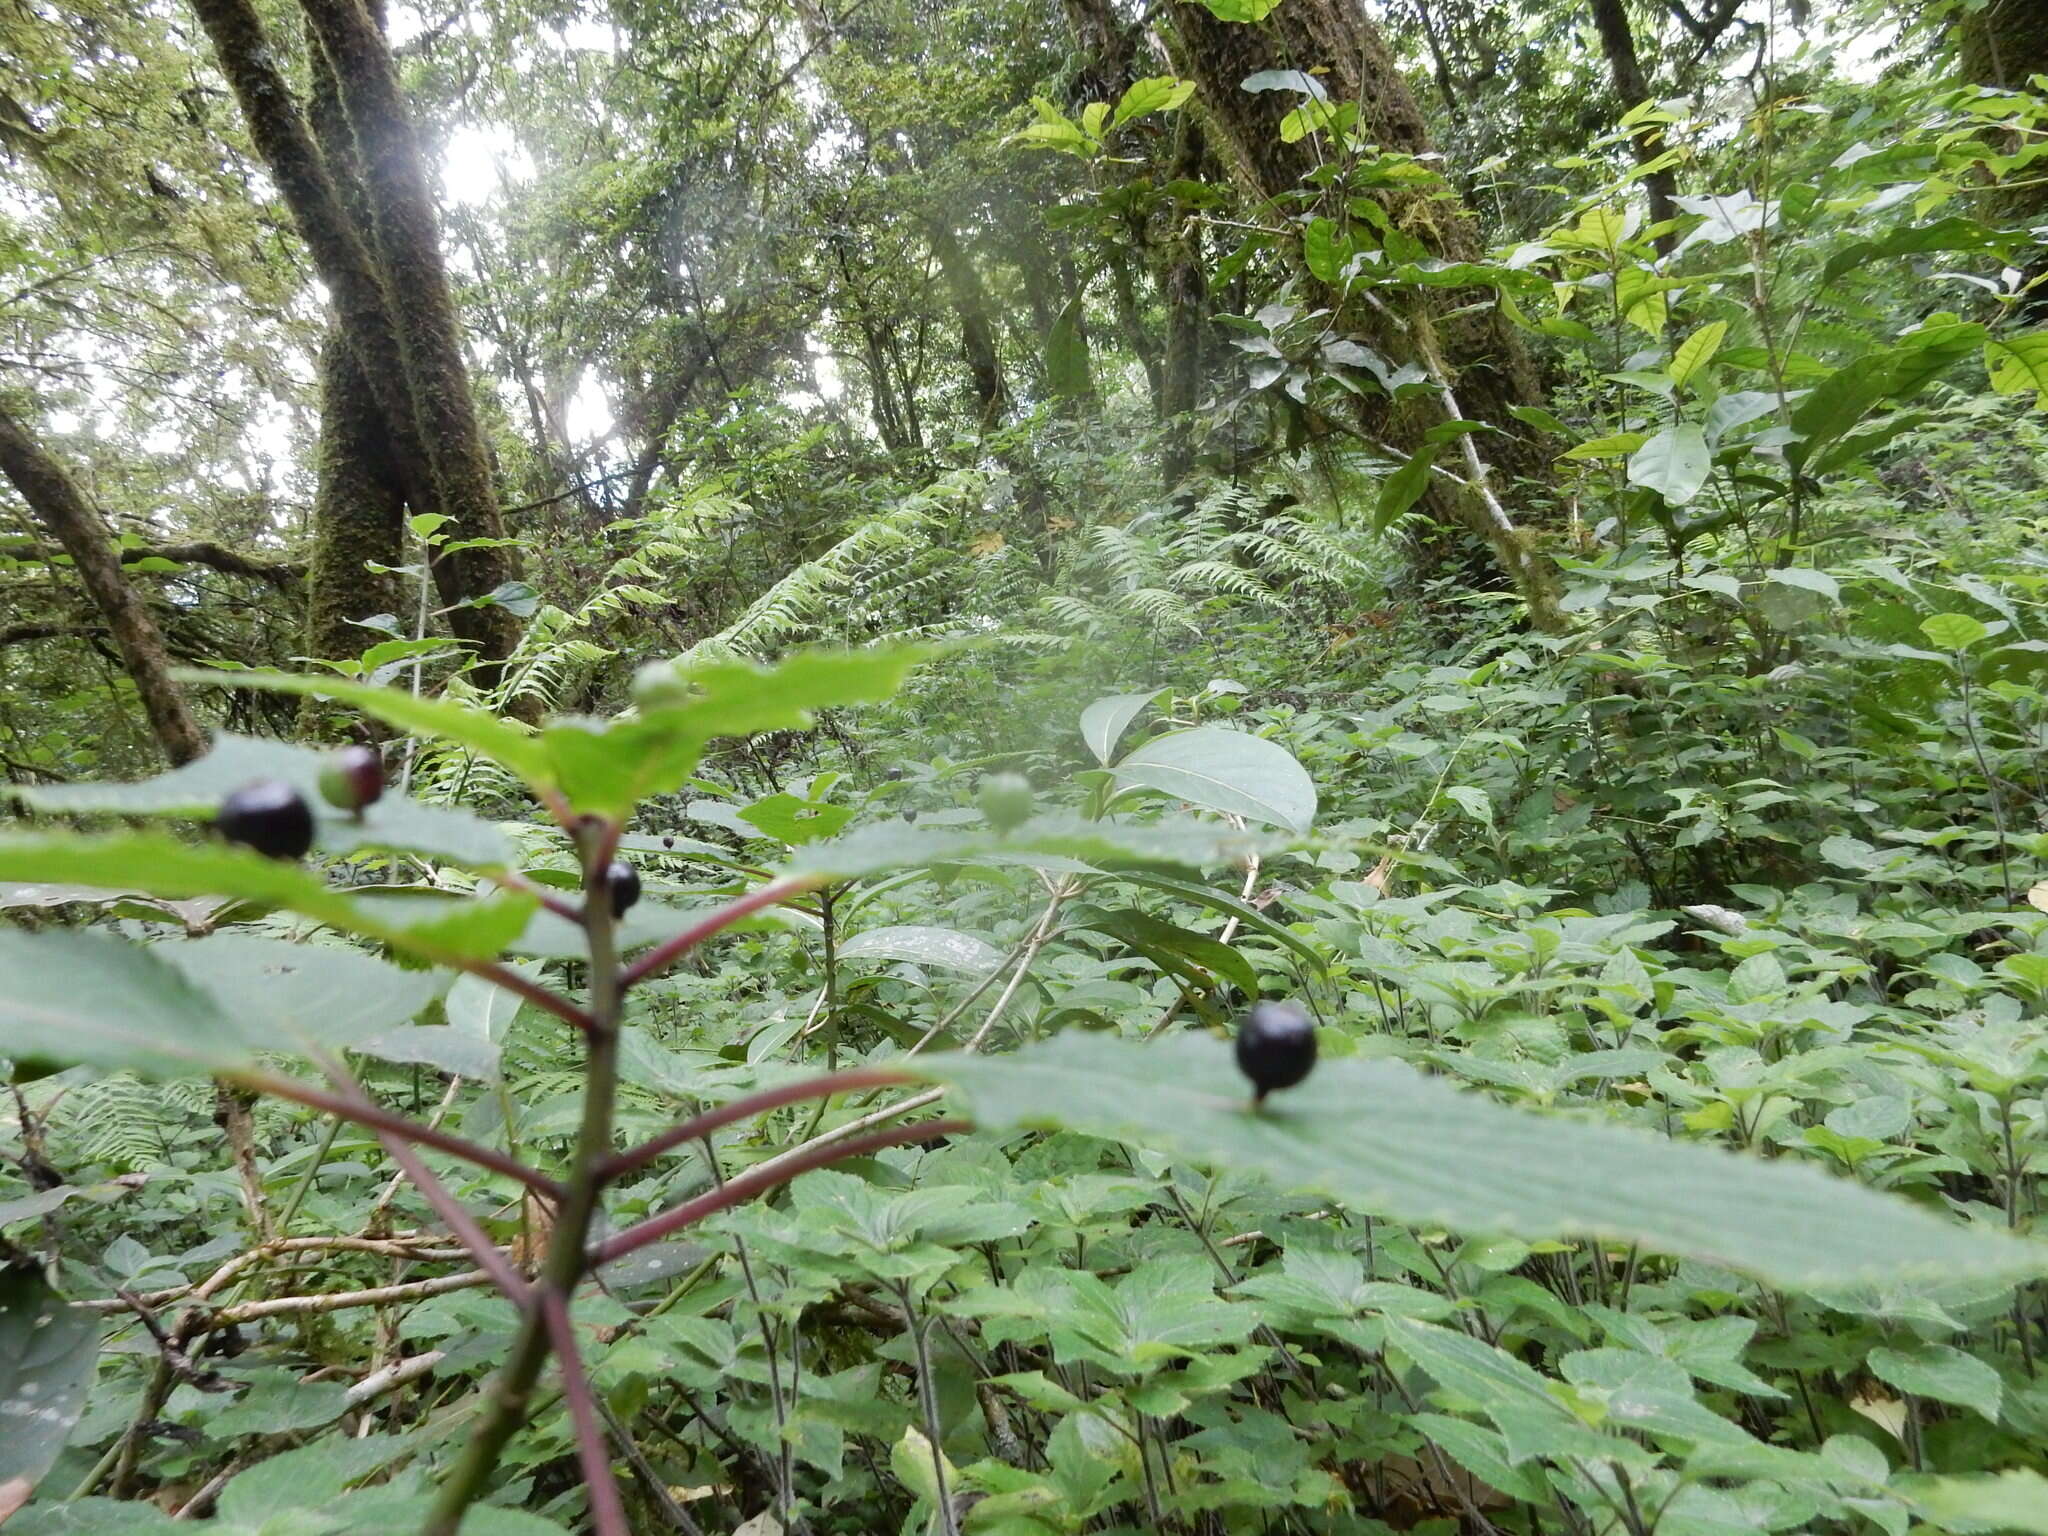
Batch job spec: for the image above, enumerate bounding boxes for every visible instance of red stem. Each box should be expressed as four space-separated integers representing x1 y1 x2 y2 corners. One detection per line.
599 1066 916 1183
367 1127 532 1303
454 957 595 1035
239 1070 560 1198
619 876 819 990
496 868 584 925
541 1289 631 1536
587 1119 970 1266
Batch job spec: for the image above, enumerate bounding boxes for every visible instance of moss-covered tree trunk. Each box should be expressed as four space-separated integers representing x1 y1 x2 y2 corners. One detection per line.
1159 112 1210 491
0 398 206 765
297 0 522 665
1165 0 1564 630
188 0 528 682
927 216 1009 429
305 335 406 668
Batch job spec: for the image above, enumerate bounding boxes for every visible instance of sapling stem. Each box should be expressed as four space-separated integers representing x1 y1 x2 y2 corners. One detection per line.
587 1119 971 1265
620 875 820 988
599 1065 917 1182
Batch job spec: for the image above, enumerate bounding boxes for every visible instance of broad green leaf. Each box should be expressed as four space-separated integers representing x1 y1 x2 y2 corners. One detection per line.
0 930 254 1077
788 812 1273 882
1905 1470 2048 1534
215 1434 418 1524
175 671 549 785
1079 689 1161 765
152 935 447 1058
1788 322 1984 467
1303 217 1347 284
1767 566 1840 601
1190 0 1279 20
1375 444 1438 529
1819 215 2004 285
13 732 510 870
1111 75 1195 128
1868 1344 2002 1423
738 793 855 845
1669 320 1728 390
1627 424 1713 506
0 1268 98 1487
839 925 1004 973
0 833 534 963
550 644 935 816
1561 431 1650 461
1921 612 1991 651
913 1034 2048 1290
1986 331 2048 409
1112 726 1317 833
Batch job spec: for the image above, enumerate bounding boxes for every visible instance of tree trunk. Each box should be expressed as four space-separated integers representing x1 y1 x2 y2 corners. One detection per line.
0 399 207 765
297 0 522 663
189 0 529 677
1164 0 1564 629
1159 113 1210 490
1589 0 1680 255
926 216 1008 429
305 333 406 666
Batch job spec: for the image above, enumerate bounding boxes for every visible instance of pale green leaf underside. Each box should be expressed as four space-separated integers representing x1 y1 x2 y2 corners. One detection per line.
840 924 1005 973
914 1034 2045 1291
1111 726 1317 833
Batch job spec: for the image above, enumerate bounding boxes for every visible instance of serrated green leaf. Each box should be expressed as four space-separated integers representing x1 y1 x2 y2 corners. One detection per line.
0 834 533 963
1921 612 1991 651
12 732 509 869
912 1034 2048 1290
839 924 1004 973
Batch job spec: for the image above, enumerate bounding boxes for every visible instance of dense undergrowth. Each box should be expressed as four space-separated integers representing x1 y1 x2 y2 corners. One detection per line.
6 1 2048 1534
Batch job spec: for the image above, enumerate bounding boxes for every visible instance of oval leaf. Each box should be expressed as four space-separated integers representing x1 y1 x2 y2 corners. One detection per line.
1111 726 1317 833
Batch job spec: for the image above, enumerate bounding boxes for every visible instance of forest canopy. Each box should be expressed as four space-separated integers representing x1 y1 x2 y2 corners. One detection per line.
3 0 2048 1533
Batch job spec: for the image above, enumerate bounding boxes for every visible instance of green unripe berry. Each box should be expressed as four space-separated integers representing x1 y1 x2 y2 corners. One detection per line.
317 745 384 815
977 773 1034 833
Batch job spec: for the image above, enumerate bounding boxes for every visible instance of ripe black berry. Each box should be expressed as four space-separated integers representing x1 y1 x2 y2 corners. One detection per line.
661 835 675 850
317 744 384 815
217 780 315 862
1235 1001 1316 1103
605 860 642 918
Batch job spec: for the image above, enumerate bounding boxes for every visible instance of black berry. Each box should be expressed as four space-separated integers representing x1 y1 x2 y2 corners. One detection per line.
1235 1001 1316 1102
661 835 675 850
605 860 642 918
217 780 315 862
317 744 384 814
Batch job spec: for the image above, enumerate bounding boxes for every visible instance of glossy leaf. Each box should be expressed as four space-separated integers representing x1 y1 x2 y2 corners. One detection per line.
1079 689 1160 766
1111 726 1317 833
839 924 1005 973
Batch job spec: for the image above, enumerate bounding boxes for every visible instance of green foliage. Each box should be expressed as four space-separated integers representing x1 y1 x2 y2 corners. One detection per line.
10 3 2048 1534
